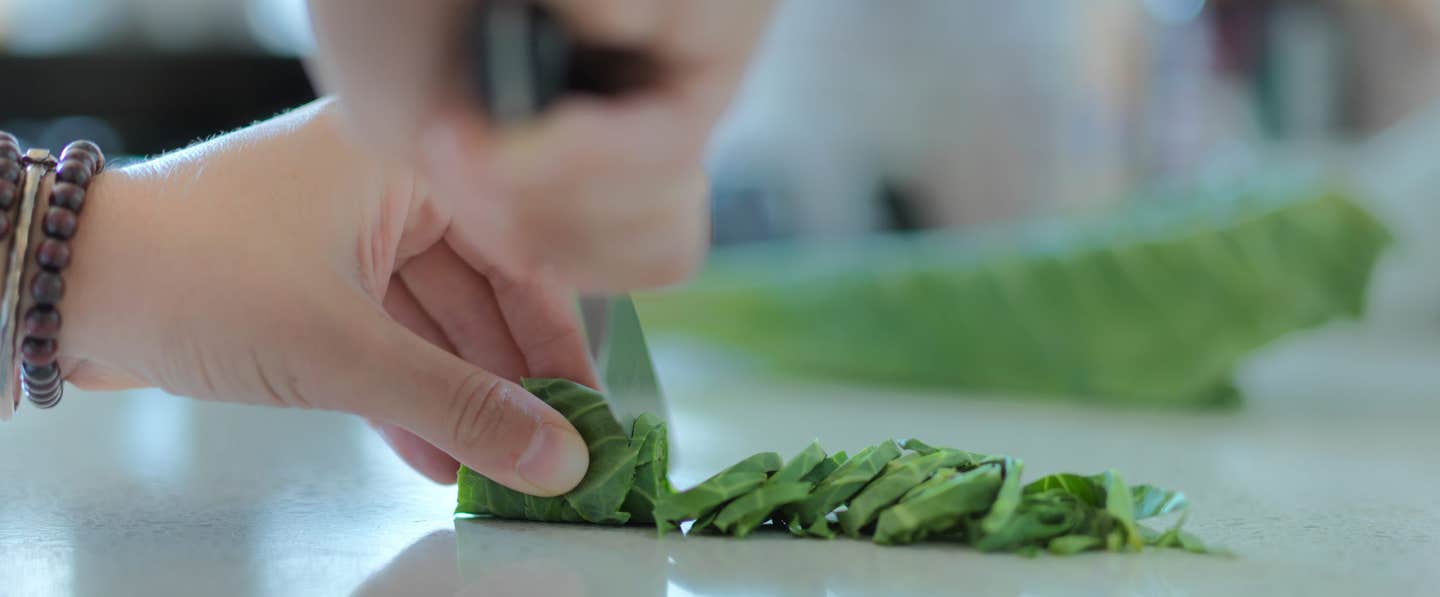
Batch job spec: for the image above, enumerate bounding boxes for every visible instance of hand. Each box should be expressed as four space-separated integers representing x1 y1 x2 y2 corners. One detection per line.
306 0 776 291
59 100 592 493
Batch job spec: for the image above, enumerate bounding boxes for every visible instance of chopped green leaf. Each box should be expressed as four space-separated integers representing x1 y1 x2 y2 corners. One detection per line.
711 442 827 537
456 379 1217 557
789 440 902 532
653 452 782 533
1131 484 1188 520
840 447 981 537
978 458 1025 535
622 413 672 523
873 463 1004 545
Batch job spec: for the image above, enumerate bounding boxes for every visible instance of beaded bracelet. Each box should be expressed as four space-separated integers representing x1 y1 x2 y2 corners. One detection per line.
0 133 105 417
0 132 21 420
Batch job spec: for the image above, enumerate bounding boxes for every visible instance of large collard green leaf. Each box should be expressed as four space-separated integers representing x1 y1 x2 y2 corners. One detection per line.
653 452 782 533
711 441 827 537
872 463 1005 545
456 379 638 524
638 181 1392 408
622 413 672 523
839 447 983 537
788 440 903 536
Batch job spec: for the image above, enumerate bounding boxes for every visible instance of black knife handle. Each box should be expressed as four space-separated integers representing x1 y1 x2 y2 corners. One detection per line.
471 0 660 122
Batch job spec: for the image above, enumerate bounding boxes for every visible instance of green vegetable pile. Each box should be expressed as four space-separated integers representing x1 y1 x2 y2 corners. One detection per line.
457 379 1212 556
638 182 1392 408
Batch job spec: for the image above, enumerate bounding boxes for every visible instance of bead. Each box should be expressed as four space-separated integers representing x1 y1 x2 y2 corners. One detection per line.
23 306 61 339
22 362 59 382
50 182 85 212
43 207 77 240
0 178 15 210
62 140 104 172
30 272 64 305
55 159 91 187
36 239 71 271
63 149 98 175
0 159 19 183
0 141 18 163
21 337 57 366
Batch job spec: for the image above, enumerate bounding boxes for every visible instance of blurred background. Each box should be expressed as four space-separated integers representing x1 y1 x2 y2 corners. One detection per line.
4 3 1440 594
708 0 1440 241
0 0 1435 228
3 0 1439 408
0 0 1435 226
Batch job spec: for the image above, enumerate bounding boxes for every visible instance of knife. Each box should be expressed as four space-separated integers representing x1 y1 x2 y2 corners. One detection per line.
470 0 669 430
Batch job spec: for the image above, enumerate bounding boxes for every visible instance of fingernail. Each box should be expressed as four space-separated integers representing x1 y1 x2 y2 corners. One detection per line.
517 424 589 495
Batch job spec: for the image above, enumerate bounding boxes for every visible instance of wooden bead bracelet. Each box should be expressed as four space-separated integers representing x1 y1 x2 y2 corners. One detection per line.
0 132 105 420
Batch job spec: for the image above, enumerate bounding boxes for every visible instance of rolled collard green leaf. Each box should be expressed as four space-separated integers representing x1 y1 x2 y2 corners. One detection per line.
1130 484 1188 520
789 440 903 533
622 413 672 523
839 448 983 537
653 452 782 533
978 458 1025 535
873 463 1004 545
639 183 1392 408
711 442 827 537
455 379 638 525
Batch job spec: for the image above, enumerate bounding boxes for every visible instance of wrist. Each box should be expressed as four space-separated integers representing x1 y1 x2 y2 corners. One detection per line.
57 167 172 388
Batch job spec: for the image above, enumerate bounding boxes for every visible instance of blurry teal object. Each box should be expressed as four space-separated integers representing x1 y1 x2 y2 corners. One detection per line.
639 179 1392 408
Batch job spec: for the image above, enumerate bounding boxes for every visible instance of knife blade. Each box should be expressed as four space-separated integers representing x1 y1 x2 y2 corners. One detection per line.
470 0 669 429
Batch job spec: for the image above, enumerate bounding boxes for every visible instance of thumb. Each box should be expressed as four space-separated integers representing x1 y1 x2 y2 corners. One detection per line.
319 299 590 496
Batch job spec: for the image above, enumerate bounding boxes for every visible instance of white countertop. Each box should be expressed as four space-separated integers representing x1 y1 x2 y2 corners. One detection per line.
2 330 1438 597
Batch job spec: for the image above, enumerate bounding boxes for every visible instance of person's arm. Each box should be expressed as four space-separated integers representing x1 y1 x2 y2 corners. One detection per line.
55 99 590 492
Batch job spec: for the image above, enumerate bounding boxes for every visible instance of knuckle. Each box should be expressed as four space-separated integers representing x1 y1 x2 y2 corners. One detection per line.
446 371 512 454
646 238 705 287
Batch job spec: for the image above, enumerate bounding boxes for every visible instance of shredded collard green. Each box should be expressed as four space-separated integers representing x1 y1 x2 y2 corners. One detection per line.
456 379 1216 555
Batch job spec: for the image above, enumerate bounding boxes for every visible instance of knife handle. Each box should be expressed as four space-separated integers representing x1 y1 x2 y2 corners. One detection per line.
471 0 661 123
